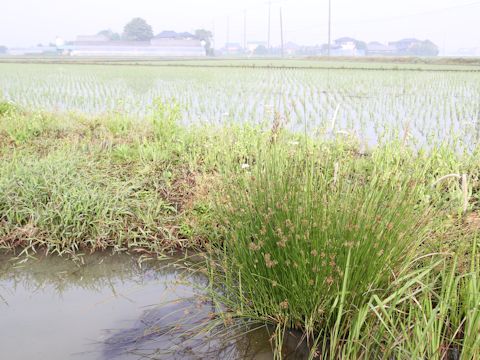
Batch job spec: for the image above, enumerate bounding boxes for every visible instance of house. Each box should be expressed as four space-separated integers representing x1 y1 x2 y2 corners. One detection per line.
366 42 396 56
329 44 354 56
74 35 110 44
388 38 422 55
335 37 357 48
330 37 365 56
149 31 205 55
67 32 206 57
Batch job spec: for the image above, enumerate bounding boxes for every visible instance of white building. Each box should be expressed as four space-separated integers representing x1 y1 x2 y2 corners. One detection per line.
68 32 206 57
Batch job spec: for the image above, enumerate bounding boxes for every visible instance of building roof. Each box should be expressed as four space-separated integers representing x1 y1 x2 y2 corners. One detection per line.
151 38 203 47
73 40 151 47
180 32 195 38
75 35 109 43
70 47 206 57
335 37 358 44
154 31 195 39
155 31 178 39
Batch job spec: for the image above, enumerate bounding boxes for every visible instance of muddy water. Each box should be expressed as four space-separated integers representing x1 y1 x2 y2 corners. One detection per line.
0 252 284 360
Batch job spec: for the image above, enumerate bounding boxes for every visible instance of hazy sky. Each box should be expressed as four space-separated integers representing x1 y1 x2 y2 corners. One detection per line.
1 0 479 53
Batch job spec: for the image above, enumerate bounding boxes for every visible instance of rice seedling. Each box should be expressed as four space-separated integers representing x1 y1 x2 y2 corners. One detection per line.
1 61 479 147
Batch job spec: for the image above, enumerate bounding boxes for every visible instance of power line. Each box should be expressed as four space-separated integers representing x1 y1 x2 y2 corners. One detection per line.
212 0 480 49
335 0 480 25
286 0 480 34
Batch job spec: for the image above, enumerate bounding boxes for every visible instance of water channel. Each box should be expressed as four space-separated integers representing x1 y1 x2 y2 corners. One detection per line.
0 252 310 359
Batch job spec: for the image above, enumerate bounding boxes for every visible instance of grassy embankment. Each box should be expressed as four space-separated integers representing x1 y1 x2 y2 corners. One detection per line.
0 100 224 255
2 56 480 71
0 100 479 358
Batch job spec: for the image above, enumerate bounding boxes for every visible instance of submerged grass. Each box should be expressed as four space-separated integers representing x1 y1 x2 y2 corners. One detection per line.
0 100 479 358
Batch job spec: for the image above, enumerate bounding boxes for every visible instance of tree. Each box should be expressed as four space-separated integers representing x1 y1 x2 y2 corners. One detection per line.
393 39 439 56
254 45 268 56
194 29 213 56
122 18 153 41
98 29 121 41
410 40 439 56
354 40 367 51
0 46 7 54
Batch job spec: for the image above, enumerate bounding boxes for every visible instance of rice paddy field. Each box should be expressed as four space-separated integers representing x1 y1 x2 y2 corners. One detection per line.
1 61 480 147
0 59 479 359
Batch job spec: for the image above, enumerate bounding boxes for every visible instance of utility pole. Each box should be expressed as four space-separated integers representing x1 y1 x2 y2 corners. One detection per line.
328 0 332 56
267 1 272 49
226 16 230 49
244 9 247 50
280 7 284 57
212 19 216 51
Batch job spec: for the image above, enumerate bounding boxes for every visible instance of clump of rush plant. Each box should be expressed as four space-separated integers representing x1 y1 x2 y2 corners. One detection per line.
209 141 437 358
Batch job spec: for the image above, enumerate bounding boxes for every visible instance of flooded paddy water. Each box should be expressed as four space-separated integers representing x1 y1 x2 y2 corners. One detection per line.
0 252 298 359
1 62 479 146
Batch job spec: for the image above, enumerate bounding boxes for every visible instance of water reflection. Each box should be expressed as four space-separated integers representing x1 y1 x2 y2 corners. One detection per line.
103 299 274 359
0 252 172 295
0 252 277 359
0 252 312 359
